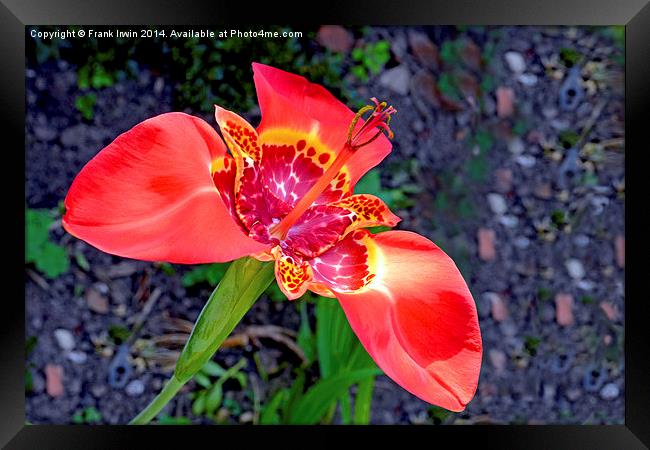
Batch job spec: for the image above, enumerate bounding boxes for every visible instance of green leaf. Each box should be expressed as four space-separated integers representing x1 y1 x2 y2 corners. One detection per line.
353 377 375 424
297 303 315 365
194 373 211 389
200 360 225 378
192 391 206 416
26 208 69 278
174 258 274 383
182 263 230 288
156 414 191 425
75 93 97 121
205 383 223 415
287 368 380 424
260 389 287 425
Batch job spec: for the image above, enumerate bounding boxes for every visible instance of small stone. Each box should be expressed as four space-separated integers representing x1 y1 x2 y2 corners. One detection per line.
31 372 45 393
573 234 590 247
478 228 496 261
45 364 64 397
153 77 164 95
239 411 255 423
615 235 625 268
408 31 438 69
576 280 594 291
600 301 620 321
555 294 574 327
53 329 75 351
534 183 553 199
494 168 513 193
551 118 570 131
411 70 439 107
487 193 507 215
489 349 507 372
600 383 619 400
513 236 530 249
507 137 525 155
66 351 87 364
566 388 582 402
125 379 145 397
316 26 354 53
504 51 526 73
565 259 585 279
487 292 508 322
542 384 556 403
517 73 538 86
378 65 410 96
91 384 107 398
460 39 482 71
86 287 109 314
34 126 57 142
515 155 536 168
498 215 519 228
542 106 558 119
496 87 515 118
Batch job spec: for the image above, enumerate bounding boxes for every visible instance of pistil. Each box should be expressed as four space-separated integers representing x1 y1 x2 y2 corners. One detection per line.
270 99 395 240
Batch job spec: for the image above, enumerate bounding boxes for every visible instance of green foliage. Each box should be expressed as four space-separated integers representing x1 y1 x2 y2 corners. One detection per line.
429 405 452 424
108 325 131 345
71 407 102 424
437 72 462 101
560 47 583 67
25 336 38 393
25 208 69 278
537 287 553 302
182 263 230 288
559 130 580 148
75 93 97 120
464 129 494 183
354 168 416 210
350 40 391 82
260 298 379 425
191 358 247 421
524 335 541 357
156 414 192 425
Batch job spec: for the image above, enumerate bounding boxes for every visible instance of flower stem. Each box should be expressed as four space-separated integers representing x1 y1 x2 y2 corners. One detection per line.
128 257 275 425
129 376 183 425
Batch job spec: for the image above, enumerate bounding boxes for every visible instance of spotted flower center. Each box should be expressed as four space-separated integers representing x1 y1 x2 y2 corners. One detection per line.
212 101 397 298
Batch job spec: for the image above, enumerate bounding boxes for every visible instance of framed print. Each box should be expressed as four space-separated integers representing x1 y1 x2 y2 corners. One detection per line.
2 0 649 448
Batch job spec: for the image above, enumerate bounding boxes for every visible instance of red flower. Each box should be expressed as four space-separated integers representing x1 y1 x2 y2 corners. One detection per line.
63 63 482 411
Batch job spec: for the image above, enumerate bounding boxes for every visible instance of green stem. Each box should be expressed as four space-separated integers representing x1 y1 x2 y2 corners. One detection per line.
129 376 183 425
129 257 275 425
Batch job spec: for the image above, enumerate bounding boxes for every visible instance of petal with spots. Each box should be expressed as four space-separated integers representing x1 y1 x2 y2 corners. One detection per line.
253 63 392 187
282 204 355 259
214 105 263 162
333 231 483 411
273 250 313 300
330 194 400 234
259 129 352 208
309 230 377 293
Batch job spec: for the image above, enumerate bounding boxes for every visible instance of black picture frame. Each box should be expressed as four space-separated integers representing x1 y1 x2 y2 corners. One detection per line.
3 0 649 448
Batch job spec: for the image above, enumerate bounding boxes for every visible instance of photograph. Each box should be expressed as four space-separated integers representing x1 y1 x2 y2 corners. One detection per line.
24 24 626 427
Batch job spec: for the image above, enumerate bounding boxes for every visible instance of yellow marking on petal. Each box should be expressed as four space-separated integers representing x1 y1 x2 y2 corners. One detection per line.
272 246 314 300
353 231 386 294
210 155 230 176
330 194 400 236
259 128 338 171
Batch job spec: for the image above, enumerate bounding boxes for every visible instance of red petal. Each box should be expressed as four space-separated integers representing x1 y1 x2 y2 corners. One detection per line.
63 113 269 263
252 63 392 186
333 231 482 411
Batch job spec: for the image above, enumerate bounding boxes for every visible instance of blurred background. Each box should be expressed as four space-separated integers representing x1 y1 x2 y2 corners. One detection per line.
25 25 625 425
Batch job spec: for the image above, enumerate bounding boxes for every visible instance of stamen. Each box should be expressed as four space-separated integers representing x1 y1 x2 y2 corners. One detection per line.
270 99 395 240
